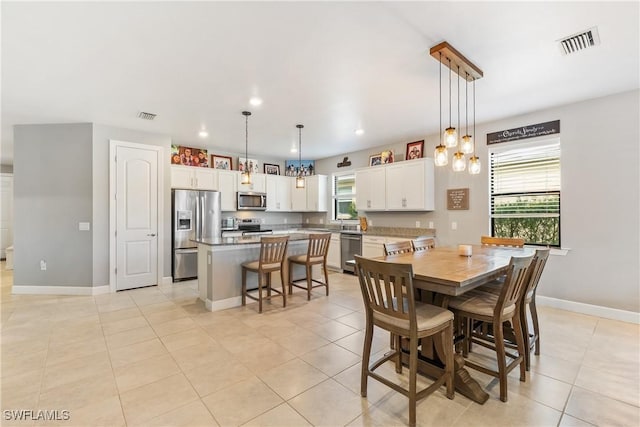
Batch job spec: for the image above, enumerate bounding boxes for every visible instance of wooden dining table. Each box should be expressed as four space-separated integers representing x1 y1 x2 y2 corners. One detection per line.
380 244 535 404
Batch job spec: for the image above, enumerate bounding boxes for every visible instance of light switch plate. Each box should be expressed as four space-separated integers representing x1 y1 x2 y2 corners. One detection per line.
429 221 434 229
79 222 90 231
451 221 457 230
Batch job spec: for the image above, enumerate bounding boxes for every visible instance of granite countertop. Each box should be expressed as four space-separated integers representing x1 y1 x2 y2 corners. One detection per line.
195 233 311 247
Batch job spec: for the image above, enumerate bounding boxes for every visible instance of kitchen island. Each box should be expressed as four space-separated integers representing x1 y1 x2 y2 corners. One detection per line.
195 233 312 311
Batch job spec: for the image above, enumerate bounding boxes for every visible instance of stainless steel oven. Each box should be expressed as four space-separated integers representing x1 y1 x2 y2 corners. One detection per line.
237 192 267 211
340 232 362 274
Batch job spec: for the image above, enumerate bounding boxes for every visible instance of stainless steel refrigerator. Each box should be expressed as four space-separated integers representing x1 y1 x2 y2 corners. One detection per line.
172 189 221 281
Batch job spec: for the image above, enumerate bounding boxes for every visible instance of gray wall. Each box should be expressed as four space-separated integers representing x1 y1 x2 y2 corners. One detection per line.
92 125 172 285
314 90 640 313
13 123 93 287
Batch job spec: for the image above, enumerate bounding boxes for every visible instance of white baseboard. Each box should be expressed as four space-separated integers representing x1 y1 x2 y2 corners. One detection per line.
162 276 173 285
537 296 639 324
13 285 110 296
205 296 243 312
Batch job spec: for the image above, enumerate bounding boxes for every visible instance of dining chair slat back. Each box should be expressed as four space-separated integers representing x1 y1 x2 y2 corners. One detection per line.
384 240 414 256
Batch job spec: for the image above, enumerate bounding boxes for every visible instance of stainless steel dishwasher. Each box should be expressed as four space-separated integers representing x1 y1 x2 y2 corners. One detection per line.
340 232 362 274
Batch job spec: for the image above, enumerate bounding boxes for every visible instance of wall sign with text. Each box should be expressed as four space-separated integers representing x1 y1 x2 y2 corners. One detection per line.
447 188 469 210
487 120 560 145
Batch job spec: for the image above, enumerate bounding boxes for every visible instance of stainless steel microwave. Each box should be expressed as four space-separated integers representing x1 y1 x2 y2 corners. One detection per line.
237 192 267 211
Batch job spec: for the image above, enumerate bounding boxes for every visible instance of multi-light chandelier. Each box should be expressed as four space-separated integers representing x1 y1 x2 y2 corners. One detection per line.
430 42 483 174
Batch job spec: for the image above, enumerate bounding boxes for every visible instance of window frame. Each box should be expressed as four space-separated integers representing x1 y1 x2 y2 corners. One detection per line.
489 137 561 247
331 171 358 222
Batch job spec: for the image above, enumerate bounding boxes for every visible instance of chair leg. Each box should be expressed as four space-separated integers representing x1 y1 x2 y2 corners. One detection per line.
530 299 541 356
512 311 527 382
395 334 402 374
444 322 454 399
266 272 272 297
258 272 263 313
323 262 329 296
287 260 293 295
462 317 471 357
494 319 508 402
361 321 373 397
280 268 287 308
408 334 419 427
520 302 531 371
306 264 312 301
241 267 247 306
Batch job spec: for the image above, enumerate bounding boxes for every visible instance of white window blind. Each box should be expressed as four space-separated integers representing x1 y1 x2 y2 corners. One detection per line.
332 173 357 220
490 141 561 246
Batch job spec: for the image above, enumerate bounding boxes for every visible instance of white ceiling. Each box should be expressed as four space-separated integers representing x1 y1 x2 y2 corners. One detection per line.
2 1 639 165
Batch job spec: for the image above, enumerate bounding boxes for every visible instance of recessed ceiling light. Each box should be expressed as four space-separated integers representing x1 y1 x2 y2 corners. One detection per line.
249 97 263 106
199 130 209 138
355 128 365 136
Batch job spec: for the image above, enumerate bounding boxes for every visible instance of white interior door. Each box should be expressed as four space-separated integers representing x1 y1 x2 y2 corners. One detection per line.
116 146 159 290
0 174 13 259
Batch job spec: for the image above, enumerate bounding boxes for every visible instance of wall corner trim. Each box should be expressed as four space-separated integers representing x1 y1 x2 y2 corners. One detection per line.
537 296 639 324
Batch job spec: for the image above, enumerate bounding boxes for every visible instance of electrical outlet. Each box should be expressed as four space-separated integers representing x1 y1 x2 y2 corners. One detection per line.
305 218 309 223
284 218 288 224
415 221 421 228
40 260 47 271
319 218 324 224
260 218 265 224
428 221 434 229
369 220 373 226
451 221 457 230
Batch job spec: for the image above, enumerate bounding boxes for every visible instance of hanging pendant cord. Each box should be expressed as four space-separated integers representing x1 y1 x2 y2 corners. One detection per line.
457 65 460 142
439 52 442 140
473 78 476 153
448 58 452 127
245 115 248 168
465 72 469 135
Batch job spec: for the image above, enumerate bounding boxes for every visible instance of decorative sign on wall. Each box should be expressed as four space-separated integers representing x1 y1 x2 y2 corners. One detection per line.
487 120 560 145
337 157 351 168
171 145 209 167
447 188 469 210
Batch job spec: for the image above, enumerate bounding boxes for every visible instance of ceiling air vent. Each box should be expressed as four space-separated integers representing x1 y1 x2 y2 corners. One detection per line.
557 27 600 55
137 111 157 120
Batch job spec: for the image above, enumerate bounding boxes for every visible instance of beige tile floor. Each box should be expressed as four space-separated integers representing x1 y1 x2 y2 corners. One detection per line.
1 261 639 426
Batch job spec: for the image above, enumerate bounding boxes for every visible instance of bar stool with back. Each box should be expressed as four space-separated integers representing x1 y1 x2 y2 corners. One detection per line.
355 255 454 427
241 235 289 313
288 233 331 300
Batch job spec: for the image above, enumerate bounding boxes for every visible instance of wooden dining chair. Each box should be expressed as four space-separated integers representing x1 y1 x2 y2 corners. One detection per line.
474 249 550 370
241 235 289 313
480 235 525 248
288 233 331 300
412 237 435 252
354 255 454 427
448 254 533 402
384 240 414 256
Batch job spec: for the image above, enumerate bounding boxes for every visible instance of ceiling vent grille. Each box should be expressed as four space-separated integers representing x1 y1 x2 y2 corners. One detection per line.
557 27 600 55
137 111 157 120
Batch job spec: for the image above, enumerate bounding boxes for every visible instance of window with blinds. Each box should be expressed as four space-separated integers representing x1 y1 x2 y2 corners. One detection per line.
332 173 357 220
490 141 561 246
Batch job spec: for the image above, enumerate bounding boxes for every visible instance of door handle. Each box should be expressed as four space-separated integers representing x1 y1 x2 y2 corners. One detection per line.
147 233 156 237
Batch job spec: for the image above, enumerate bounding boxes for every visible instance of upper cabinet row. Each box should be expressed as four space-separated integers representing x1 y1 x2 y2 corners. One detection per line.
355 158 435 211
170 165 327 212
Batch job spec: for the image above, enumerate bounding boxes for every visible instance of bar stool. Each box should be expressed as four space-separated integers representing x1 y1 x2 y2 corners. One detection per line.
448 254 533 402
288 233 331 300
354 255 454 427
241 235 289 313
383 240 413 255
411 237 435 252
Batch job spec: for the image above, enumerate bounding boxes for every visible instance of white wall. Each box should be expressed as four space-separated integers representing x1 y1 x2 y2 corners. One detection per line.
315 90 639 313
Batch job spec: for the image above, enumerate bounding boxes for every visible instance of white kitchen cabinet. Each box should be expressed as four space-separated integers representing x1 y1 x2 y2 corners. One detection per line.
170 165 217 190
216 170 237 211
237 173 266 193
306 175 328 212
385 159 434 211
355 167 386 211
266 175 291 212
327 233 341 269
362 235 386 258
356 158 434 211
290 180 307 211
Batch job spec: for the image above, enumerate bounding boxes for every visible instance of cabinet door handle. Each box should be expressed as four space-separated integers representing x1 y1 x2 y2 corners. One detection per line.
147 233 156 237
